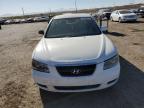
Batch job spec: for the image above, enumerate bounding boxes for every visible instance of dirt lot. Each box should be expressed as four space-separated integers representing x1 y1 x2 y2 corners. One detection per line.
0 19 144 108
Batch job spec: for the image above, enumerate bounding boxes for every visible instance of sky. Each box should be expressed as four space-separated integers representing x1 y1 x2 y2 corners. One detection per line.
0 0 144 16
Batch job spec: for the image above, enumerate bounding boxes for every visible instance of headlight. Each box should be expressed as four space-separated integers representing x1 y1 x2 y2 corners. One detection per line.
104 55 119 70
32 59 49 73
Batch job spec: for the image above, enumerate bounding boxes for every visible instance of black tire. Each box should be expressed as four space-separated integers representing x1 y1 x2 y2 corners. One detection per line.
103 30 108 34
119 17 122 23
110 17 113 21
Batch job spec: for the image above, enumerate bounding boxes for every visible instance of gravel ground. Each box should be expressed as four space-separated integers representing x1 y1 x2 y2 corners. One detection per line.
0 19 144 108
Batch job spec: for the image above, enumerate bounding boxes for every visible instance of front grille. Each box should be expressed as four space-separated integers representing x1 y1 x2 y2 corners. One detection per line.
56 64 96 77
126 15 136 18
54 84 100 90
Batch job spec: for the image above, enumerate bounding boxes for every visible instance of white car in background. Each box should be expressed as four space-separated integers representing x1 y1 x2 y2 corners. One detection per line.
110 10 137 23
5 19 15 24
20 19 27 23
14 19 21 24
32 13 120 92
34 16 49 22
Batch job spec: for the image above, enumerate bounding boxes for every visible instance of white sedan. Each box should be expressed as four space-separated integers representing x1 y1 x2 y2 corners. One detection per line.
32 13 120 92
110 10 137 23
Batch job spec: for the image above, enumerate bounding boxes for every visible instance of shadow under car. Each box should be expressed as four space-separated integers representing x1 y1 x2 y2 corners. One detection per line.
39 56 144 108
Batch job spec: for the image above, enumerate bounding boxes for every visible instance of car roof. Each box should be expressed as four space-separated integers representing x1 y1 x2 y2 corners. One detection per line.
53 13 91 19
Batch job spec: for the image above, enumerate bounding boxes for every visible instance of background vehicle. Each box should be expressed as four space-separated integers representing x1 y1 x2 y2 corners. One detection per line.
110 10 137 23
26 18 34 23
0 18 6 25
34 16 49 22
130 9 138 14
137 6 144 17
5 19 15 24
32 13 120 92
14 19 21 24
20 19 27 23
97 9 112 20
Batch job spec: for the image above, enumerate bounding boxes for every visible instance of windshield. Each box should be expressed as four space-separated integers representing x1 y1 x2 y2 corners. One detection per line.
119 10 132 14
45 17 101 38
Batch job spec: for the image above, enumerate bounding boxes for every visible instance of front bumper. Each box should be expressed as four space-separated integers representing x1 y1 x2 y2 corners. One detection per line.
121 17 137 22
32 62 120 92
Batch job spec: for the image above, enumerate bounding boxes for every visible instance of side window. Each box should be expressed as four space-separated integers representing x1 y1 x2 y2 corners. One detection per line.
116 11 119 14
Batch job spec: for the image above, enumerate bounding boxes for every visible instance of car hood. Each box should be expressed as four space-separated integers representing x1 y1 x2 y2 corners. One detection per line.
121 13 136 16
33 34 117 65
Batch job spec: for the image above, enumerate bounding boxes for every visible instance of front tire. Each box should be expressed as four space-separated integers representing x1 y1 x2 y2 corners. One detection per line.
119 17 122 23
110 17 113 22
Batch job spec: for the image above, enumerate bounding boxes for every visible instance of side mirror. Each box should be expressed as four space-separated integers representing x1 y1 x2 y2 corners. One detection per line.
38 30 44 35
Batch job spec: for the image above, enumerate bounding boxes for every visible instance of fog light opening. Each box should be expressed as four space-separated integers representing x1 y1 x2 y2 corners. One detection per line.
37 83 47 88
107 79 117 85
